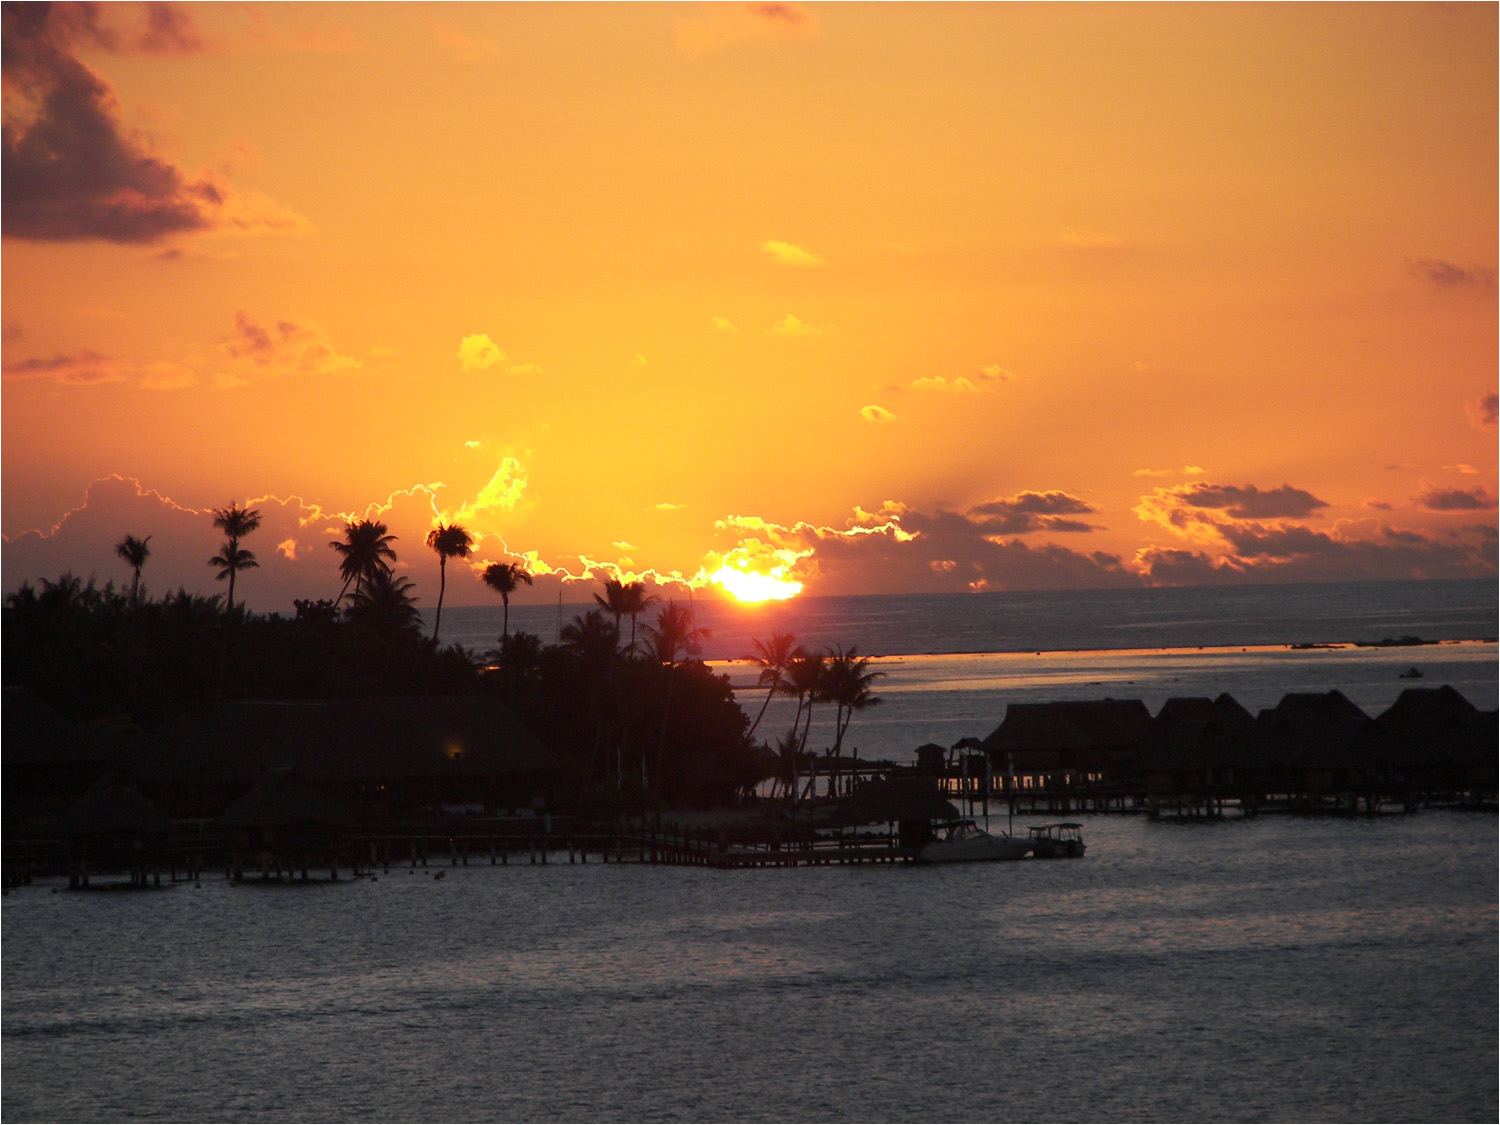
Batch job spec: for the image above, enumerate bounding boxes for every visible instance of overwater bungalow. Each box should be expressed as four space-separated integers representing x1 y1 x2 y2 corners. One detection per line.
980 698 1152 788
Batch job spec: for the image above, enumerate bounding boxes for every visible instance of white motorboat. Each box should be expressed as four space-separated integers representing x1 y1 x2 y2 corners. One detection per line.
1026 822 1087 858
916 819 1032 863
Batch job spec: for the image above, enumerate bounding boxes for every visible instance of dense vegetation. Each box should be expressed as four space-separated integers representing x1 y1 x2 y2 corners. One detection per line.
3 512 885 813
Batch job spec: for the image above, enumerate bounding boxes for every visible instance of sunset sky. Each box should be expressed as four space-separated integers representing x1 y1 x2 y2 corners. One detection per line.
4 1 1496 613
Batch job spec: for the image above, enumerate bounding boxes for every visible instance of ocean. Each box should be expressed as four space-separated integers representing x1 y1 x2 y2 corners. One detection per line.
3 815 1494 1122
3 578 1496 1122
437 579 1498 763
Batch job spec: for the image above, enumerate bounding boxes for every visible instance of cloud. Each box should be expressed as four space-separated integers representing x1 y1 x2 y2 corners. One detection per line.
226 311 361 376
1151 482 1328 521
1134 465 1206 478
430 21 500 62
909 363 1015 394
1468 391 1498 427
675 2 818 56
1131 478 1495 583
1416 486 1497 512
458 333 540 376
655 502 686 511
768 313 825 337
459 333 503 371
629 354 648 367
452 458 530 526
711 316 740 333
860 404 896 424
760 239 824 267
1406 259 1496 289
2 349 127 386
1059 226 1124 249
966 491 1100 534
1 3 305 244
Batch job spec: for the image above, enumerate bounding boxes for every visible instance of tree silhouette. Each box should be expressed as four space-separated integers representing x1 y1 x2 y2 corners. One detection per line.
425 522 473 642
559 607 620 668
639 600 706 665
595 578 658 654
208 504 261 616
746 631 804 738
115 534 152 605
331 519 398 603
344 568 422 638
823 645 884 757
482 562 533 641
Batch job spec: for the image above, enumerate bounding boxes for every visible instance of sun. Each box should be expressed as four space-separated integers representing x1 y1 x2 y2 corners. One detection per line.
710 564 803 603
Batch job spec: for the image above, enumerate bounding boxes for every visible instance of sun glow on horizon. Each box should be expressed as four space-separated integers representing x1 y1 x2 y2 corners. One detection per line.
710 563 804 603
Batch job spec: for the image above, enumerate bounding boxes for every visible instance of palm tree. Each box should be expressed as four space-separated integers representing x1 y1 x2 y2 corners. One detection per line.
823 645 885 758
595 578 658 654
639 600 706 665
331 519 398 603
745 632 804 738
482 562 533 641
425 522 473 642
208 504 261 616
115 534 152 605
639 601 711 791
559 607 620 668
344 568 422 637
822 645 884 796
783 651 827 754
208 542 259 615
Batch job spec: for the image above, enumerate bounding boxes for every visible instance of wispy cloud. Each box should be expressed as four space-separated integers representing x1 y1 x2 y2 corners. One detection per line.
675 2 819 57
227 311 361 376
1059 226 1124 249
760 239 825 267
859 404 896 424
909 364 1015 394
768 313 825 337
1406 258 1496 290
458 333 540 376
1416 485 1497 512
430 21 500 63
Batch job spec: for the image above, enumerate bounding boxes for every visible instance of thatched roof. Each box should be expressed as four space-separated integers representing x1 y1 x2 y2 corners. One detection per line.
218 768 348 829
835 777 960 825
53 774 171 837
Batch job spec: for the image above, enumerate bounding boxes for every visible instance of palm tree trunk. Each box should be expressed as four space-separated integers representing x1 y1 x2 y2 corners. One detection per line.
432 558 447 641
748 685 778 738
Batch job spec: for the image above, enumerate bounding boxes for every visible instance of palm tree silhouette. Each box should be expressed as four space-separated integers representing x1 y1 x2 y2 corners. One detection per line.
639 600 706 665
208 504 261 616
331 519 398 603
344 568 422 637
559 607 620 667
115 534 152 605
746 632 804 738
482 562 533 641
823 645 884 757
822 645 884 796
425 522 473 642
595 578 658 654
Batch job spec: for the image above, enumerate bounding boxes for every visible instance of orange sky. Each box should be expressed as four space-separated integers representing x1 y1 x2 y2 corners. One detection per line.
3 1 1496 612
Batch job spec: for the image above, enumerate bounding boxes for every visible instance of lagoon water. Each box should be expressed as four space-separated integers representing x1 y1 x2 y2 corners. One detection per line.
4 579 1497 1121
446 579 1499 763
3 815 1495 1122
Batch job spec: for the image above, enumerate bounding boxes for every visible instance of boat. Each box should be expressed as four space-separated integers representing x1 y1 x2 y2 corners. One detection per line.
1026 822 1086 858
916 819 1032 863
